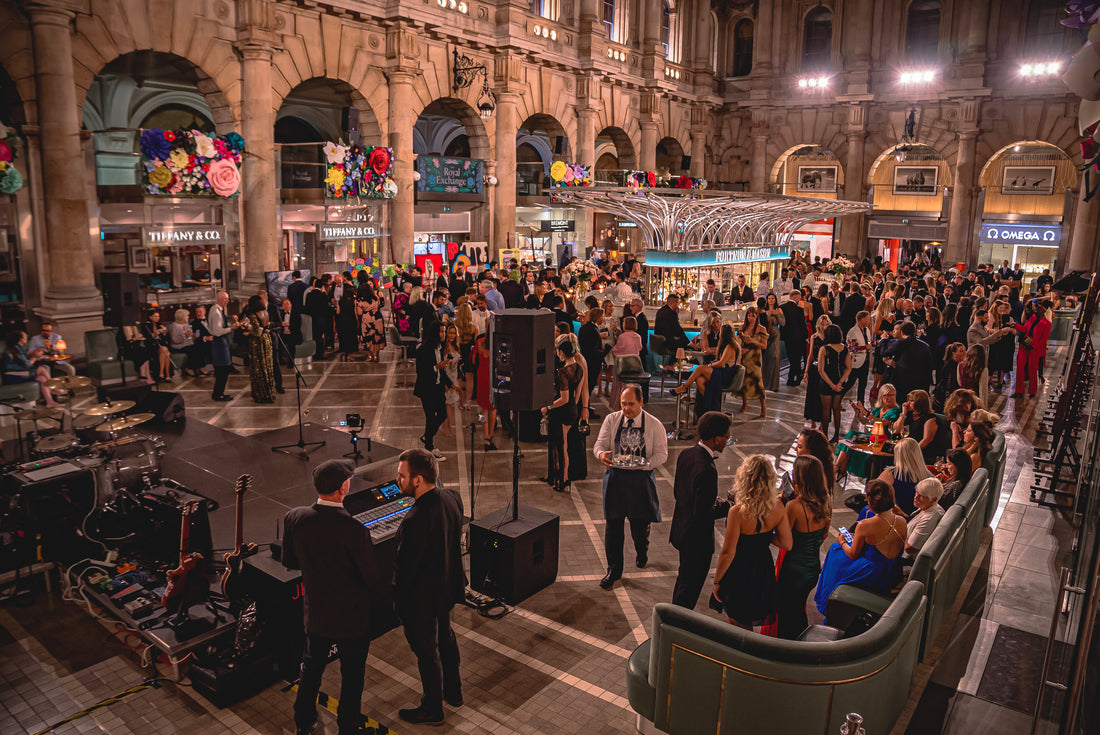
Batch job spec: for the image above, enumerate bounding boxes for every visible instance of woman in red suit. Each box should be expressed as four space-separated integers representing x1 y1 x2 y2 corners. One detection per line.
1013 300 1052 398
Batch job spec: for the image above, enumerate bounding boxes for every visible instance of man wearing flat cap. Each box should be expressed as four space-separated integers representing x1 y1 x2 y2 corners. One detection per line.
283 459 384 735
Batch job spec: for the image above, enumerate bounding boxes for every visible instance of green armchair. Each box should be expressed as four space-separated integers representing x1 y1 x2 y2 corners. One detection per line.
84 328 137 385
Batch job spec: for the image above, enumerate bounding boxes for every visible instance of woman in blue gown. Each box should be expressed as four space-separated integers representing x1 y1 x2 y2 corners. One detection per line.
814 479 907 618
675 324 740 415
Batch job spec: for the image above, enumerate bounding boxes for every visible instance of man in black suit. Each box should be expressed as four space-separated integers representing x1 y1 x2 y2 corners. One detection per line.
578 307 605 396
304 278 331 360
729 274 755 304
654 294 689 351
670 412 732 609
882 320 933 398
836 284 865 334
393 449 466 726
627 297 649 359
286 270 308 311
779 292 809 385
283 459 384 735
447 265 473 304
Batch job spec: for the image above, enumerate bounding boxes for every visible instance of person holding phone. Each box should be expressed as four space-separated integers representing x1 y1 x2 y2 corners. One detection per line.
413 321 451 462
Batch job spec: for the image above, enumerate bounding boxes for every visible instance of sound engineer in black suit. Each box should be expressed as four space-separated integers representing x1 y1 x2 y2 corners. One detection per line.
282 459 384 735
669 412 732 609
393 449 467 726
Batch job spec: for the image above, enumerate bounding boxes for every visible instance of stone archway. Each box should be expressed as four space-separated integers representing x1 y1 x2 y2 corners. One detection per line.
413 98 491 161
595 126 637 174
655 136 686 175
276 77 383 146
770 143 845 197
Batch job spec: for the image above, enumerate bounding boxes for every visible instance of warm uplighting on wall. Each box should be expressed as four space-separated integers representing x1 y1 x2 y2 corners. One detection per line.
532 24 558 41
607 47 626 62
665 67 682 80
899 69 937 84
437 0 468 13
1019 61 1062 78
797 76 830 90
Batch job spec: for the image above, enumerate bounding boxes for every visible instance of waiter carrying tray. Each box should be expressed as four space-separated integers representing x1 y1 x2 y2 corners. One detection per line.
593 384 669 590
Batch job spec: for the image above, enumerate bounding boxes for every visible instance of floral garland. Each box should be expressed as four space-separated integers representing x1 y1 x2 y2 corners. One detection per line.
0 122 24 194
622 170 707 190
824 255 854 276
549 161 592 187
140 128 244 196
563 259 600 282
323 142 397 200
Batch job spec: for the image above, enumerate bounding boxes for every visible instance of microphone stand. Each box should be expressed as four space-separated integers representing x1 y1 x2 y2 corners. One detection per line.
270 329 325 458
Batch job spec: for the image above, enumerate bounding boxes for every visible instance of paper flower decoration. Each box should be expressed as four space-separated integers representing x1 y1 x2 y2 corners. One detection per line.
194 134 216 159
324 142 396 200
325 167 346 190
550 160 567 182
323 141 348 165
369 147 391 175
207 159 241 196
0 165 22 194
148 165 173 187
140 128 244 196
0 141 10 163
140 129 171 160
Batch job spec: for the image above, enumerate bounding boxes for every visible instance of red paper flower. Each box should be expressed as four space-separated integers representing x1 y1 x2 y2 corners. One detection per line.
164 131 176 142
369 147 391 175
646 170 656 187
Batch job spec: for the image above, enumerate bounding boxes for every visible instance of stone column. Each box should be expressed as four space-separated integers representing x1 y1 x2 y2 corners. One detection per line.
965 0 990 56
238 42 278 290
639 121 659 172
493 92 519 256
749 132 768 192
840 110 868 255
752 0 774 76
388 71 417 266
1068 176 1100 272
28 1 100 331
690 129 706 178
843 0 873 93
946 131 977 266
576 107 597 169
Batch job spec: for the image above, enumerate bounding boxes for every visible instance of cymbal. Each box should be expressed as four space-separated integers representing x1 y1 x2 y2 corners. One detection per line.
13 406 64 421
36 434 77 451
95 413 155 432
83 401 136 416
43 375 93 391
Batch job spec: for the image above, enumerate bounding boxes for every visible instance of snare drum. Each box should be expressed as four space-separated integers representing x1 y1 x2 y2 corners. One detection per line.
73 414 104 444
33 433 79 457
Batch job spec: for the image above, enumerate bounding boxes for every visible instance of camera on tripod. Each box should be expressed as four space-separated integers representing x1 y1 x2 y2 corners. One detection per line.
340 413 364 433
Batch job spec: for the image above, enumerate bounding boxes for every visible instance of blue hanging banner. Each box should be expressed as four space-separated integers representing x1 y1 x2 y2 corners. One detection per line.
644 246 791 268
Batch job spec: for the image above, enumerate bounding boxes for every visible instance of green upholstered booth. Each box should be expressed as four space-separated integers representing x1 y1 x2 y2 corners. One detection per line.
982 432 1007 526
84 328 137 385
627 583 926 734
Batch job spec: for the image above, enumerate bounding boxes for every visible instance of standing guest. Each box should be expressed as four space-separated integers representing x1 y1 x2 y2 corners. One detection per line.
282 459 383 735
957 344 989 406
882 321 932 400
189 305 213 376
578 307 606 399
933 342 966 412
405 286 429 339
711 455 793 629
455 303 478 408
305 278 332 360
780 292 809 385
738 307 770 418
557 329 592 479
498 270 524 309
393 449 466 726
286 269 308 311
1013 300 1052 397
359 290 386 363
470 294 491 335
761 294 786 392
448 264 474 304
818 324 853 442
987 301 1016 391
336 293 360 361
627 298 650 361
655 294 690 351
776 455 831 639
803 315 830 430
669 412 733 609
593 385 669 589
269 297 294 368
755 271 772 300
167 309 198 378
440 325 463 436
242 295 276 404
608 316 643 410
844 310 874 404
774 268 798 301
869 297 896 400
540 340 585 492
479 279 506 312
3 331 59 406
207 291 240 401
473 331 498 450
837 284 866 335
414 322 450 462
730 274 755 304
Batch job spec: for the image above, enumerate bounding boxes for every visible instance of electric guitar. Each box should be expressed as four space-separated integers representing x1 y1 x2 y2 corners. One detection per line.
162 500 208 616
220 474 257 604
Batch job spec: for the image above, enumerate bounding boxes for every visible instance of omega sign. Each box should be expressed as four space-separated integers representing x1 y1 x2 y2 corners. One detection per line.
317 224 379 241
143 225 225 246
979 223 1061 246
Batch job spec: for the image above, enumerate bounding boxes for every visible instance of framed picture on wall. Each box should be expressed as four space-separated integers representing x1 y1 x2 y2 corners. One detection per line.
796 165 838 193
1002 166 1055 195
892 166 939 196
128 244 152 272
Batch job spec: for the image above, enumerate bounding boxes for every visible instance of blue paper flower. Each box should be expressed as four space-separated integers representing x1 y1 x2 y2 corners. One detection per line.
140 129 170 160
224 132 245 152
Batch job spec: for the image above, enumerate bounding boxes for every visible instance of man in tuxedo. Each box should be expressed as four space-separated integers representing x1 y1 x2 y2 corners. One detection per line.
578 307 605 396
272 296 300 369
447 265 473 304
304 278 331 360
206 291 241 401
780 292 809 385
669 412 732 609
393 449 466 726
331 272 352 302
882 321 932 398
654 294 689 351
729 275 755 304
283 459 384 735
628 297 649 360
286 270 308 311
837 285 866 334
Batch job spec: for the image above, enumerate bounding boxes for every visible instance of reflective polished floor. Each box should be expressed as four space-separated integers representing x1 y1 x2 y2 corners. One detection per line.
0 339 1074 734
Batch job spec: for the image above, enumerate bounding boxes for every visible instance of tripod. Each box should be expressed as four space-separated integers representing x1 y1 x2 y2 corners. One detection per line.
343 427 370 461
271 331 325 458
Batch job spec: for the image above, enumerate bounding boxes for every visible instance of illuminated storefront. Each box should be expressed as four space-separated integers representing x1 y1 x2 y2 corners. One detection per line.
978 221 1061 290
644 246 791 302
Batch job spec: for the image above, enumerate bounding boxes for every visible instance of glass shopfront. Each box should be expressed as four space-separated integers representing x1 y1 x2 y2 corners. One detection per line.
978 221 1062 291
643 246 791 304
282 203 388 280
515 206 584 267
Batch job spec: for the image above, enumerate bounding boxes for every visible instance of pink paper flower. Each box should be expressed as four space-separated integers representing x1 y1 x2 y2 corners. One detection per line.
207 159 241 196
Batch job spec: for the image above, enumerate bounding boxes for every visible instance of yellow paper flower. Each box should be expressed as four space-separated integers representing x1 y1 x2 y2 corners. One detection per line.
148 165 173 187
550 160 566 182
325 167 346 190
169 148 190 169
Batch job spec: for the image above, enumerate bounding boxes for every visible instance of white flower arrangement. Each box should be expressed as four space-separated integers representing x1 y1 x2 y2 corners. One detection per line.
564 260 600 281
824 255 854 275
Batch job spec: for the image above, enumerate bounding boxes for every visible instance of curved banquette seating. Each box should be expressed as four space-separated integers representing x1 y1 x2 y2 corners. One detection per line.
627 431 1008 733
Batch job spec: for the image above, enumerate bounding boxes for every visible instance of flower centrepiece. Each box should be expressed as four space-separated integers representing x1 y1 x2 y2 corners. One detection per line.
324 141 396 200
140 128 244 196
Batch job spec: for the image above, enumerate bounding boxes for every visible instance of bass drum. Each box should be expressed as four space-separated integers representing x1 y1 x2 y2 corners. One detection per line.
100 438 164 492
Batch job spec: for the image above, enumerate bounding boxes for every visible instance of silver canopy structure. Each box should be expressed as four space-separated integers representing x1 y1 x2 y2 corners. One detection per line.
549 187 872 252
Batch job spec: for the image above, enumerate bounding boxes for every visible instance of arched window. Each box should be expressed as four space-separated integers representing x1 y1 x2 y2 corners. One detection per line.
1026 0 1077 55
905 0 940 61
732 19 754 77
802 7 832 70
661 2 671 57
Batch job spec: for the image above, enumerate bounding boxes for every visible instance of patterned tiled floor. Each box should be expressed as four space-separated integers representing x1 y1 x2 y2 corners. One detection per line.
0 335 1079 734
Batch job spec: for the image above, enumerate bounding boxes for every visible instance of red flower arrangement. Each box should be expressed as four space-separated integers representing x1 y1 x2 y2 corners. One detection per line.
369 147 391 175
647 170 656 187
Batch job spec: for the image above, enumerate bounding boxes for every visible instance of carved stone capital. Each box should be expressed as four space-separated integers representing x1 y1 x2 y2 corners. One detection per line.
386 24 421 65
640 91 661 116
494 52 524 89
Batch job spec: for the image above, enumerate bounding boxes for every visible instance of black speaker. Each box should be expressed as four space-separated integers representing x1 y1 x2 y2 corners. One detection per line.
680 155 692 171
100 272 141 327
341 106 360 141
554 136 566 154
489 310 555 412
469 506 559 604
136 390 186 423
96 380 151 405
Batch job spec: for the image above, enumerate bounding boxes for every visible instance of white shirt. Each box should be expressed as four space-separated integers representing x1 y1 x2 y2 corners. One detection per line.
755 281 771 298
592 409 669 471
612 281 634 301
774 279 794 300
471 308 490 335
696 441 721 460
316 498 345 508
845 324 873 369
207 303 232 337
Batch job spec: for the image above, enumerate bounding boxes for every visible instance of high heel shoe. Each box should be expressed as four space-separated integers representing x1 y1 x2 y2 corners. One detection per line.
555 481 571 493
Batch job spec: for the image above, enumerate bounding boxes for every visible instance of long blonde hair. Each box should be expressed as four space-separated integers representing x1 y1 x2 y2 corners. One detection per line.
455 302 476 343
893 437 932 483
874 297 894 324
734 455 778 522
814 314 831 337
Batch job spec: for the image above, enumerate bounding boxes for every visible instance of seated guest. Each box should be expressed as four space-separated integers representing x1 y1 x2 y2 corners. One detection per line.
2 330 59 406
167 309 199 377
796 428 836 489
836 383 901 483
711 455 793 630
875 437 932 514
814 479 907 617
655 294 690 351
27 321 75 376
776 455 831 640
690 315 722 360
905 478 945 557
962 409 999 473
944 388 981 449
675 325 740 414
892 389 946 464
936 448 973 509
608 316 643 410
